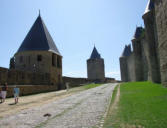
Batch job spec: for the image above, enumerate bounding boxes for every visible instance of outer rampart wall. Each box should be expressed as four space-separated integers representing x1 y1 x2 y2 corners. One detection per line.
154 0 167 86
126 53 136 81
119 57 129 82
0 67 51 85
0 85 57 98
62 76 116 88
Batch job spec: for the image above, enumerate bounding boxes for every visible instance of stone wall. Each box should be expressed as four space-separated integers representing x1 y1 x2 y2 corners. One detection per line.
119 0 167 86
132 38 144 81
14 51 62 86
126 53 136 81
119 57 129 82
14 51 51 74
0 85 57 98
87 59 105 81
62 76 116 88
154 0 167 86
0 67 51 85
120 34 149 83
141 37 149 81
142 7 161 83
62 77 90 88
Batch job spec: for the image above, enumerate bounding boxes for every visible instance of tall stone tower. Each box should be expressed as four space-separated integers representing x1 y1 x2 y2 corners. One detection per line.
119 45 132 82
13 14 62 86
120 27 149 82
142 0 161 83
87 46 105 82
153 0 167 86
131 27 145 81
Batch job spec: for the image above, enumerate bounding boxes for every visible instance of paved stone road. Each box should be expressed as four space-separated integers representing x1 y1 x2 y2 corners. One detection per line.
0 83 117 128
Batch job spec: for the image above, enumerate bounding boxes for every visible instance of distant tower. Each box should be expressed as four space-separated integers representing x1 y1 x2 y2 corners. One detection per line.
87 46 105 82
13 14 62 86
131 27 144 81
119 44 132 82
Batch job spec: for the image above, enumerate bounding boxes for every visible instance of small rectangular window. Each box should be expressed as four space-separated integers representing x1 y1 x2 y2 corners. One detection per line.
37 55 42 62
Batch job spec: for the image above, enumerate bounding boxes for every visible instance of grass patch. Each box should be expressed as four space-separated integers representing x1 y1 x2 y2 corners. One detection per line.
104 81 167 128
83 83 101 89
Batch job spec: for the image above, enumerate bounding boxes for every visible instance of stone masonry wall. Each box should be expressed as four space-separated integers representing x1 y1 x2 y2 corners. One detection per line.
14 51 51 74
142 10 161 83
141 37 149 81
62 76 116 88
14 51 62 86
0 67 51 85
119 57 129 82
87 59 105 81
132 38 144 81
126 53 136 81
0 85 57 98
120 36 149 82
62 77 91 88
154 0 167 86
120 0 167 86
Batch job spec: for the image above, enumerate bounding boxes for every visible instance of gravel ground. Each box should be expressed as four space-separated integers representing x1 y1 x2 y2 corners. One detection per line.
0 83 117 128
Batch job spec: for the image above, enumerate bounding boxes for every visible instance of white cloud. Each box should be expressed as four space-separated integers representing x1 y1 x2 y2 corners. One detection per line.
106 71 120 80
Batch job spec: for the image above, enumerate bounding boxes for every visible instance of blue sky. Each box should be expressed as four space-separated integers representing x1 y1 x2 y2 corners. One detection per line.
0 0 148 80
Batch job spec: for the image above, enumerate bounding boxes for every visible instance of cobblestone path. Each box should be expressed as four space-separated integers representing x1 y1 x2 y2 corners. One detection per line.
0 83 117 128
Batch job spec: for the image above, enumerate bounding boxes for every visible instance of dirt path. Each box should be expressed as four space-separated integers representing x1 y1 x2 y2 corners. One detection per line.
102 84 120 128
0 83 117 128
110 84 120 112
0 86 84 118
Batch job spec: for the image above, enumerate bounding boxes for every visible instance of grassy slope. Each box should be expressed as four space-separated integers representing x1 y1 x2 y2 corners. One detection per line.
104 82 167 128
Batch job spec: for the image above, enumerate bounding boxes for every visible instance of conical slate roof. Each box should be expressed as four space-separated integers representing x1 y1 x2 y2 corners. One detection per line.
121 45 132 57
144 0 154 14
90 46 101 59
17 14 61 55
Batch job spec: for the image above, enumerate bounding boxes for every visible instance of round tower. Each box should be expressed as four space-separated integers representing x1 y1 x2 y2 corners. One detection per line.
87 46 105 82
142 0 161 83
119 45 132 82
13 14 62 86
131 27 145 81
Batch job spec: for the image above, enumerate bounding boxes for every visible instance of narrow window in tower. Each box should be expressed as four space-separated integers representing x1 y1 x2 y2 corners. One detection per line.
37 55 42 62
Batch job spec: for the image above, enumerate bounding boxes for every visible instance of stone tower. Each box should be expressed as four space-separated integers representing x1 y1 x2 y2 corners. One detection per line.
87 46 105 82
131 27 145 81
153 0 167 86
119 45 132 82
120 27 149 82
142 0 161 83
13 14 62 86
